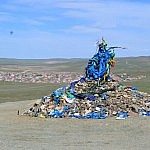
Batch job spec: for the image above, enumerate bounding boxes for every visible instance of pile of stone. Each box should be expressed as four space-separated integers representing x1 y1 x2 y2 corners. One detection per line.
22 39 150 119
23 77 150 119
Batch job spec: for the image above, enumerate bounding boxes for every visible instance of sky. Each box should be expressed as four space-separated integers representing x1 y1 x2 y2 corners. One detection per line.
0 0 150 59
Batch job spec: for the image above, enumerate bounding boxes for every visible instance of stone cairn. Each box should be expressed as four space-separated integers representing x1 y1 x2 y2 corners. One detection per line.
23 39 150 119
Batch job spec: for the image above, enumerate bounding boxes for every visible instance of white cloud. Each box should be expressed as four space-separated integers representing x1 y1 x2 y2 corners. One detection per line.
65 25 101 33
2 0 150 31
38 16 57 22
0 11 15 22
55 0 150 31
22 18 45 26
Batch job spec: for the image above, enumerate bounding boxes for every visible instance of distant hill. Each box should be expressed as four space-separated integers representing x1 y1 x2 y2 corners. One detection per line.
0 56 149 73
114 56 150 74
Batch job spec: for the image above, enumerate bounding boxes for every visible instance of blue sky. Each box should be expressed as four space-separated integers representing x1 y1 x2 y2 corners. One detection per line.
0 0 150 59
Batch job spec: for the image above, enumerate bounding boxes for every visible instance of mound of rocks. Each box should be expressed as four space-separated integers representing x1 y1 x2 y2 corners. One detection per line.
23 78 150 119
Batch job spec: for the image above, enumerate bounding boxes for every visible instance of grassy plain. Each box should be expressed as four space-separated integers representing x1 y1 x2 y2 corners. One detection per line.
113 56 150 93
0 56 149 103
0 81 65 103
0 57 150 150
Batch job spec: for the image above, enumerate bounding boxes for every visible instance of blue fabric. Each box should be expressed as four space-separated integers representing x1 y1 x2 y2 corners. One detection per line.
49 109 63 118
63 105 70 111
85 43 116 80
55 98 60 105
117 112 128 118
69 80 79 93
85 112 107 119
129 86 138 90
86 94 95 101
138 108 150 116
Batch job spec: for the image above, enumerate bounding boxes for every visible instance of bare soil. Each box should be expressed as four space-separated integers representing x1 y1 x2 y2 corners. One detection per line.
0 100 149 150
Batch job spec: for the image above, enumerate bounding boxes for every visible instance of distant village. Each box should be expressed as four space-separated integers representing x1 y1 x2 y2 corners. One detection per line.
0 71 84 83
0 71 146 84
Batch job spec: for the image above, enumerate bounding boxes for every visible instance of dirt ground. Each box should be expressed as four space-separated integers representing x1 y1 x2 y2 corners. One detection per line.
0 100 149 150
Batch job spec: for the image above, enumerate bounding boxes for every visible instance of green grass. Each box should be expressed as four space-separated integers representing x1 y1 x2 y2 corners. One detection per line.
114 56 150 74
0 81 66 103
121 79 150 94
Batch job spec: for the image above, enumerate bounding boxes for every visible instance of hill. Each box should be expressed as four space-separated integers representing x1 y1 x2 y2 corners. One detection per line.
0 56 150 73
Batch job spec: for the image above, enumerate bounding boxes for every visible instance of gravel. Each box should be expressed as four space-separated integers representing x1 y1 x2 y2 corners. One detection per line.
0 100 150 150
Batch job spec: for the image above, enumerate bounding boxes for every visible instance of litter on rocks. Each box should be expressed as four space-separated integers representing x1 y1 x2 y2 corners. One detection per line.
23 38 150 119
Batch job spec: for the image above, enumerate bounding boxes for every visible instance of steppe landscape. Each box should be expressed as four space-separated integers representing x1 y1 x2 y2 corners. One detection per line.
0 57 150 150
1 1 150 150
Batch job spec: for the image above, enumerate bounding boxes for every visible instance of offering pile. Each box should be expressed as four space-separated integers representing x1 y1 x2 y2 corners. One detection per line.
23 38 150 119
